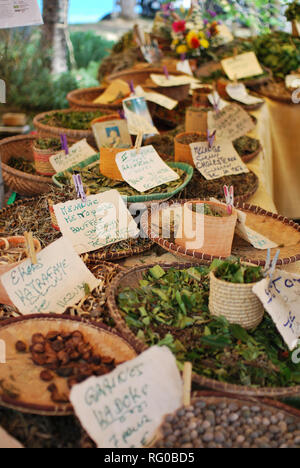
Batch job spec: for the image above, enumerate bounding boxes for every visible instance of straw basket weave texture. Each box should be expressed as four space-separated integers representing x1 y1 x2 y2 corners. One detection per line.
174 132 206 166
209 271 264 330
33 146 58 177
33 108 115 147
100 146 132 181
67 86 124 110
0 135 54 196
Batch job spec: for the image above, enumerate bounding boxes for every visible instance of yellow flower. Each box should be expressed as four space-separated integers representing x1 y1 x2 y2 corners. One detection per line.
186 30 200 49
172 39 179 46
200 39 210 49
198 31 205 39
176 44 188 55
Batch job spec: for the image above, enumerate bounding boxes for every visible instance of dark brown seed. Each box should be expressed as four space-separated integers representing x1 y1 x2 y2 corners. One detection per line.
32 333 45 344
56 367 74 378
40 370 54 382
15 341 27 353
31 343 45 354
46 331 59 341
51 340 64 352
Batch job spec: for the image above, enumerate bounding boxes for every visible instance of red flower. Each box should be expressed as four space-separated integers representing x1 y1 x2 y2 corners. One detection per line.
172 20 186 33
190 37 200 49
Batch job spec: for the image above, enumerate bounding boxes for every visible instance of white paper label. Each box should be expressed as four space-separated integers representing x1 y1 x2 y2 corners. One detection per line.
0 0 43 28
0 238 100 315
236 210 278 250
285 74 300 90
50 139 97 173
150 74 197 87
70 346 183 448
226 83 264 106
116 145 179 193
176 60 193 76
123 97 158 136
53 190 139 255
191 140 249 180
135 86 178 110
0 427 23 449
221 52 264 81
208 104 255 141
253 271 300 351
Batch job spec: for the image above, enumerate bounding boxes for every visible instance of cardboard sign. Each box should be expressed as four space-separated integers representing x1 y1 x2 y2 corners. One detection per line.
191 140 249 180
285 74 300 90
226 83 264 106
135 86 178 110
50 139 97 173
70 346 183 448
0 238 100 315
53 190 139 255
0 427 23 449
253 271 300 351
208 104 255 141
150 74 197 87
0 0 43 28
221 52 263 81
92 120 132 151
123 97 158 136
116 145 179 193
93 80 130 105
235 210 278 250
176 60 193 76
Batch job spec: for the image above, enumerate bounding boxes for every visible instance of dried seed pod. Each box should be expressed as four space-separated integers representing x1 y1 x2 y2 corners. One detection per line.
51 340 64 353
32 333 45 344
69 351 81 361
101 357 115 365
15 341 27 353
40 370 54 382
32 353 47 366
82 352 92 361
47 383 57 393
46 331 59 341
56 367 74 378
57 350 70 366
31 343 45 354
72 331 83 339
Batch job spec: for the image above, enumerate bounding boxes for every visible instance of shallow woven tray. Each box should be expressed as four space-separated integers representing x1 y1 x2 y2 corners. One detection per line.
256 81 295 104
140 199 300 266
240 144 262 164
67 86 122 111
33 108 114 146
107 262 300 399
0 315 137 416
0 135 54 196
150 391 300 447
0 198 154 260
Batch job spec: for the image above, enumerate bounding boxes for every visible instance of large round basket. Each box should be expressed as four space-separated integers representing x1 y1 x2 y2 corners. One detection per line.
0 135 54 196
107 262 300 398
33 108 115 147
140 199 300 266
107 68 192 102
0 314 138 416
256 81 295 104
67 86 124 111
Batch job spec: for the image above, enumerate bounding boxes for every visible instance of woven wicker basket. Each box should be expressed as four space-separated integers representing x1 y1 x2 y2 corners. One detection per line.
0 135 54 196
185 108 209 133
67 86 125 111
33 144 60 177
174 132 206 166
107 68 191 102
100 146 133 181
33 108 115 147
209 271 264 330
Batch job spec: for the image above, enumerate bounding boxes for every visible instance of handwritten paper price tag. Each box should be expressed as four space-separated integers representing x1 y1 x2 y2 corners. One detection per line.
70 346 183 448
135 86 178 110
176 60 193 76
50 139 97 173
253 271 300 351
116 145 179 193
235 210 278 250
191 140 249 180
221 52 263 81
0 238 100 315
208 104 255 141
123 97 159 136
0 0 43 29
226 83 264 106
285 74 300 90
53 190 139 255
150 74 197 87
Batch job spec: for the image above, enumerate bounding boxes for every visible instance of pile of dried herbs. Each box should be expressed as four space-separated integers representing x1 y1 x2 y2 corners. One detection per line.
117 265 300 388
34 138 62 151
41 111 105 130
211 258 263 284
233 136 260 156
8 157 36 175
56 163 187 197
192 204 223 217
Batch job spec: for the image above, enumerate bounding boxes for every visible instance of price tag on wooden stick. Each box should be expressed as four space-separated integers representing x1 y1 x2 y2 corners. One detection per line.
221 52 263 81
69 346 183 448
50 139 97 173
0 238 100 315
208 104 255 141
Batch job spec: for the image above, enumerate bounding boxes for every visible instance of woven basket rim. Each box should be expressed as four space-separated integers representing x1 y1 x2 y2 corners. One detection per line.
209 270 262 288
0 313 139 416
140 198 300 267
0 134 54 184
107 261 300 398
107 67 190 83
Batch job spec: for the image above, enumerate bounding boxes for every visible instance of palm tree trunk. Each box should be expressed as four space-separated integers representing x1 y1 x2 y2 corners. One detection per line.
42 0 74 74
119 0 137 20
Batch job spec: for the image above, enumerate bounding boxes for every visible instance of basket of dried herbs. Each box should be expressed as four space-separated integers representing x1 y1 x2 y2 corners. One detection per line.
233 136 262 163
52 156 193 205
209 258 264 330
0 135 55 196
107 263 300 398
33 138 62 177
67 86 125 111
33 109 115 146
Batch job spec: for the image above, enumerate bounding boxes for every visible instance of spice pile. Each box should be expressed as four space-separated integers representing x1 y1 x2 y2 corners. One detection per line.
8 157 36 175
117 265 300 388
154 400 300 449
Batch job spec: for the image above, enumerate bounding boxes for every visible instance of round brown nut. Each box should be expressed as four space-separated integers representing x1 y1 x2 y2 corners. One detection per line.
40 370 54 382
15 341 27 353
32 333 45 344
32 343 45 354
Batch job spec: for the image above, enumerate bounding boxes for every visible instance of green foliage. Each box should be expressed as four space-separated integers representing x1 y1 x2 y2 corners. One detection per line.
70 31 114 69
210 257 263 284
285 1 300 21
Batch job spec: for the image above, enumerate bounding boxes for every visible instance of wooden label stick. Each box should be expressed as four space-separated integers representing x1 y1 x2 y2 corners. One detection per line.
24 231 37 265
182 362 192 407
